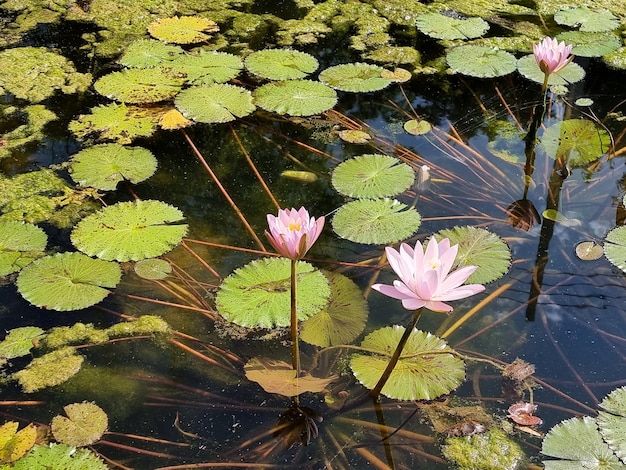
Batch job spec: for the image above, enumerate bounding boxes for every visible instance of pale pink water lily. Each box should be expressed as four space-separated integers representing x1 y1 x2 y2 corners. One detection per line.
372 237 485 312
533 37 573 75
265 207 325 260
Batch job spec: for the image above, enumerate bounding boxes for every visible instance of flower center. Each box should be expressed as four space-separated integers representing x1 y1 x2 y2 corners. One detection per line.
288 221 302 232
426 257 440 270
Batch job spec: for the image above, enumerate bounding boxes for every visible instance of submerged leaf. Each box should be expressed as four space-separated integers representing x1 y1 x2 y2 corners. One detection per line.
134 258 172 280
175 84 255 123
447 45 517 78
319 63 391 92
253 80 337 116
0 221 47 276
148 16 219 44
51 402 108 447
245 49 318 80
540 119 611 166
13 347 84 392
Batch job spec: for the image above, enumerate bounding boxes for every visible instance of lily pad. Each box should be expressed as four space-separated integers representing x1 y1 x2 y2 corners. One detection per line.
517 54 586 87
338 129 371 144
175 84 255 123
554 7 620 32
331 154 415 198
0 221 47 276
134 258 172 280
71 200 188 262
598 387 626 464
575 241 604 261
51 402 108 447
556 31 621 57
9 443 107 470
244 49 318 80
16 252 122 311
0 422 37 464
416 12 489 40
158 108 194 130
169 50 243 85
300 271 368 347
318 63 392 92
332 199 421 245
118 39 185 68
94 68 185 104
446 45 517 78
147 16 219 44
542 209 581 227
540 119 611 166
215 257 330 329
69 144 158 191
604 226 626 274
13 347 84 392
253 80 337 116
404 119 432 135
0 327 45 360
435 226 511 284
350 326 465 400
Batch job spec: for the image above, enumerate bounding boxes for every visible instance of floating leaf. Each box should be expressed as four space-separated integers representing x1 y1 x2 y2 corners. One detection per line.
253 80 337 116
9 443 107 470
380 67 412 82
148 16 219 44
71 200 188 262
575 241 604 261
575 98 594 107
416 12 489 40
540 119 611 166
517 54 585 86
244 357 336 397
435 226 511 284
446 45 517 78
69 144 157 191
0 221 47 276
13 347 84 392
301 271 368 347
404 119 432 135
175 84 255 123
169 50 243 85
556 31 621 57
158 108 194 130
216 258 330 329
332 199 421 245
0 327 44 359
598 387 626 464
134 258 172 280
338 129 371 144
350 326 465 400
0 422 36 464
604 47 626 71
319 63 391 92
118 39 185 68
16 252 122 311
604 226 626 273
94 68 185 104
555 7 620 32
280 170 318 183
51 402 108 447
244 49 318 80
331 154 415 198
542 209 581 227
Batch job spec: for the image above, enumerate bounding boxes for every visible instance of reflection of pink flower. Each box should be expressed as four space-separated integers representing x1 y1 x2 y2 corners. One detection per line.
372 237 485 312
533 37 573 75
265 207 325 260
507 402 542 426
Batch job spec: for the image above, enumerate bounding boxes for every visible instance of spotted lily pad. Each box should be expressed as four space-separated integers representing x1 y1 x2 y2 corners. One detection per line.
244 49 318 80
13 347 85 392
94 68 185 104
134 258 172 280
0 327 44 360
51 402 108 447
71 200 188 262
350 326 465 400
556 31 621 57
319 63 392 92
69 144 158 191
604 226 626 273
147 16 219 44
598 386 626 464
118 39 185 68
175 84 255 123
331 154 415 198
0 422 37 464
0 221 47 276
416 12 489 40
216 258 330 329
169 50 243 85
447 45 517 78
253 80 337 116
540 119 611 166
554 7 620 32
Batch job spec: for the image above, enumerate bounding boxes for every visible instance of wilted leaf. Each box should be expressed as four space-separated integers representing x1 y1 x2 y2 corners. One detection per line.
0 422 37 464
51 402 108 447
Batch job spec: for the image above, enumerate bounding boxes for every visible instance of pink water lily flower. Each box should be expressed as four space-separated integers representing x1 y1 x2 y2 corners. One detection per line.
265 207 325 260
533 37 573 75
372 237 485 312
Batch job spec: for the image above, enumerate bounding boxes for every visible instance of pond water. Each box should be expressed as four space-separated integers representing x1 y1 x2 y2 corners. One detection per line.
1 1 626 469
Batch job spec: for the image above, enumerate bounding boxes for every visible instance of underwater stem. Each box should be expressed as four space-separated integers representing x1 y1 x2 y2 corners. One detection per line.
290 259 301 383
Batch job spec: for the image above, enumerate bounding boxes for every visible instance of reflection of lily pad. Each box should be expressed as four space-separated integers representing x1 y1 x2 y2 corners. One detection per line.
301 271 368 347
447 45 517 78
169 51 243 85
216 258 330 328
598 386 626 464
16 252 122 311
51 402 108 447
148 16 219 44
245 49 318 80
94 68 185 104
554 7 620 32
556 31 621 58
13 347 84 392
331 154 415 198
416 12 489 40
253 80 337 116
350 326 465 400
319 63 391 92
332 199 421 245
134 258 172 280
540 119 611 166
517 54 585 86
69 144 157 191
71 200 188 262
118 39 184 68
0 327 45 359
604 226 626 274
175 84 255 123
0 221 47 276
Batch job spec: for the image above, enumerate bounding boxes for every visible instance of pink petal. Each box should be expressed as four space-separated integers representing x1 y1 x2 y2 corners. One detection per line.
424 300 453 312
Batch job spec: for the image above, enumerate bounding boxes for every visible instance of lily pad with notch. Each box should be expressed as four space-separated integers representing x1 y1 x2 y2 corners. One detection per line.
554 7 620 33
169 50 243 85
517 54 585 87
446 45 517 78
540 119 611 166
147 16 219 44
556 31 621 57
118 39 185 68
318 63 392 93
416 12 489 40
244 49 318 80
134 258 172 280
0 221 47 276
51 402 108 447
175 84 255 123
0 327 45 360
94 68 185 104
253 80 337 116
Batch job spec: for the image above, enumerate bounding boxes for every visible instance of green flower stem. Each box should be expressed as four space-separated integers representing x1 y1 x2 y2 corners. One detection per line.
290 259 301 380
370 308 424 398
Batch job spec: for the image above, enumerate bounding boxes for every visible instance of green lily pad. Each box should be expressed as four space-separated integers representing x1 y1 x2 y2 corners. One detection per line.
253 80 337 116
556 31 621 57
446 45 517 78
175 84 255 123
540 119 611 166
554 7 620 32
517 54 585 86
0 221 47 276
216 258 330 329
332 199 421 245
9 443 107 470
542 416 623 469
604 226 626 273
94 68 185 104
169 50 243 85
350 326 465 400
134 258 172 280
404 119 432 135
598 387 626 464
318 63 392 92
16 252 122 311
69 144 158 191
51 402 108 447
118 39 185 68
244 49 318 80
71 200 188 262
300 271 368 347
331 154 415 198
604 47 626 71
13 347 84 393
147 16 219 44
435 226 511 284
0 327 45 360
416 12 489 40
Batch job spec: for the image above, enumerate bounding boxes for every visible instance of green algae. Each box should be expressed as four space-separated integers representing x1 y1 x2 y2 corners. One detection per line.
442 429 526 470
41 324 110 350
13 347 84 393
0 105 58 159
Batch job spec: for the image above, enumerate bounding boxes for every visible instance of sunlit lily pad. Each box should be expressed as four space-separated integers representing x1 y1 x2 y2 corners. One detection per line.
416 12 489 40
175 84 255 123
244 49 318 80
13 347 84 392
0 327 44 360
598 386 626 464
300 271 368 347
134 258 172 280
540 119 611 166
51 402 108 447
338 129 371 144
380 67 412 82
71 200 187 262
147 16 219 44
16 252 122 311
435 226 511 284
556 31 621 58
319 63 392 92
554 7 620 32
604 226 626 274
118 39 185 68
158 108 194 130
517 54 585 86
332 199 421 245
350 326 465 400
404 119 432 135
446 45 517 78
169 50 243 85
253 80 337 116
216 258 330 328
331 154 415 198
8 443 107 469
69 144 157 191
94 68 185 104
0 421 37 464
0 221 47 276
575 241 604 261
